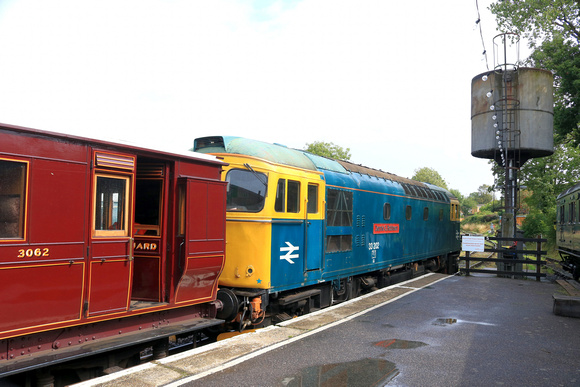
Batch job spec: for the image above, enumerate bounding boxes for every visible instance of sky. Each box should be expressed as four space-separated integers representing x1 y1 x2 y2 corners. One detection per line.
0 0 520 196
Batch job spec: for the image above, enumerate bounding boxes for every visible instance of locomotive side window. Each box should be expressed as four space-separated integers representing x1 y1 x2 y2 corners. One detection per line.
275 179 300 213
307 184 318 214
287 180 300 213
327 189 353 227
94 174 130 237
439 209 444 221
570 202 576 223
0 159 27 239
383 203 391 220
225 169 267 212
275 179 285 212
405 205 412 220
423 207 429 221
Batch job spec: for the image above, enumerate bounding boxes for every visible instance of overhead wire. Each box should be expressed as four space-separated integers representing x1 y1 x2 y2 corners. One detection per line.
475 0 490 71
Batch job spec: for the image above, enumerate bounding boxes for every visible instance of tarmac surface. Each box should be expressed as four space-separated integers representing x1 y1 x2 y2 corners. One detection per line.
75 272 580 387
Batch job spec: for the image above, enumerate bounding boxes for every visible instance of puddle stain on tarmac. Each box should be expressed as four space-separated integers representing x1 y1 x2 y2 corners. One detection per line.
433 318 458 326
374 339 428 349
279 358 398 387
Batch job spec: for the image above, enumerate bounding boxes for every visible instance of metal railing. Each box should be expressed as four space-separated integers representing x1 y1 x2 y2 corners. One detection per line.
460 236 547 281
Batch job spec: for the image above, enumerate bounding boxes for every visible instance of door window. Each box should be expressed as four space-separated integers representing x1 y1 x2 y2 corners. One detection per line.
94 174 130 237
0 159 27 239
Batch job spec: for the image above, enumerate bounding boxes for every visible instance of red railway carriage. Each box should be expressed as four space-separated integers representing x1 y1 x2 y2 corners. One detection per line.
0 123 226 380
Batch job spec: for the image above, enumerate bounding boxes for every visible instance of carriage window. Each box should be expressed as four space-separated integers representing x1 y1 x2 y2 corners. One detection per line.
423 207 429 220
177 184 186 237
226 169 267 212
327 189 353 227
0 159 27 239
94 175 130 237
383 203 391 220
307 184 318 214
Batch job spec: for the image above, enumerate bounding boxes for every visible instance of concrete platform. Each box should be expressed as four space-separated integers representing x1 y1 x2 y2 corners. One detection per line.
75 273 580 386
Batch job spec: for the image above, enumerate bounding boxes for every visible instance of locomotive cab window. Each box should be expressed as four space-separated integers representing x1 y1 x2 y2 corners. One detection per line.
93 174 130 237
225 168 267 212
0 159 28 240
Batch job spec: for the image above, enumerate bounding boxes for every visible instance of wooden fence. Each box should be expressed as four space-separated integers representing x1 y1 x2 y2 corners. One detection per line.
460 236 547 281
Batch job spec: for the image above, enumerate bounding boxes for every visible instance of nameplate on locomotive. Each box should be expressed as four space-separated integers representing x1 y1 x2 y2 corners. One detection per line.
373 224 399 234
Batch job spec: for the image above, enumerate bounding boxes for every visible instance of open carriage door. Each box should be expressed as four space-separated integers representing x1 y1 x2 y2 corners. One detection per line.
175 178 226 304
87 151 135 316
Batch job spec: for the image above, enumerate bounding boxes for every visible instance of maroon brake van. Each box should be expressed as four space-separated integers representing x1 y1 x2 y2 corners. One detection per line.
0 123 226 380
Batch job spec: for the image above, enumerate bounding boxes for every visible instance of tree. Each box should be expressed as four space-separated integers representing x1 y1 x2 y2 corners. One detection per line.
490 0 580 47
517 140 580 239
304 141 351 160
411 167 448 189
462 197 479 217
469 184 493 205
490 0 580 145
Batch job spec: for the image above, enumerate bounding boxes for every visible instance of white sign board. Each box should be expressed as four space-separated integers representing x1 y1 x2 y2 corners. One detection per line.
462 236 485 252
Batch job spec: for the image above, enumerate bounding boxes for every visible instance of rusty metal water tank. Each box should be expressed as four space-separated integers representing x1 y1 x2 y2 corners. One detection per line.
471 67 554 166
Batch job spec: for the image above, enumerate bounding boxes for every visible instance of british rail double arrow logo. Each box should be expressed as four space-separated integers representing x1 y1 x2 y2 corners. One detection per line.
280 242 299 264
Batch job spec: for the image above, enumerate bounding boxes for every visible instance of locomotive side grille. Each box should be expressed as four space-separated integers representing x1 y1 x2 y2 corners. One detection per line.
95 152 135 171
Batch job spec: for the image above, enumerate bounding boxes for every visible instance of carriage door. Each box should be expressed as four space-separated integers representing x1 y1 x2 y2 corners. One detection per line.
87 152 135 316
174 178 226 304
132 163 165 303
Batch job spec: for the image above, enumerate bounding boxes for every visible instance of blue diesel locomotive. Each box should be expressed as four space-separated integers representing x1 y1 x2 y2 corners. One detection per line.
194 136 461 329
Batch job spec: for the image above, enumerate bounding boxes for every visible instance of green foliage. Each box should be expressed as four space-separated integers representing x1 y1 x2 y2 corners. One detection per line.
531 35 580 145
462 212 499 224
490 0 580 47
490 0 580 145
469 184 493 204
412 167 448 189
521 208 556 240
461 197 478 217
520 140 580 210
449 188 463 201
304 141 351 160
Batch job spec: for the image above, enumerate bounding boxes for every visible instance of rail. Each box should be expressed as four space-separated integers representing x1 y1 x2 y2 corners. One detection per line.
460 236 547 281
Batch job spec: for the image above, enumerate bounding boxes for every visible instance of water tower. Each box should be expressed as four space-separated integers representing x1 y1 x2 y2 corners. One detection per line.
471 33 554 274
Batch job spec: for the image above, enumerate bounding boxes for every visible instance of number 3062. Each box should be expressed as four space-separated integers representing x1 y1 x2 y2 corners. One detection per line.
18 248 50 258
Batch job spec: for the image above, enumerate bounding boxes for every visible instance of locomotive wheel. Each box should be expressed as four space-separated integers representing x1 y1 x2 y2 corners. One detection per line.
216 288 239 322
